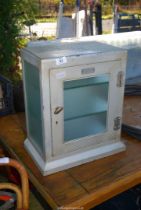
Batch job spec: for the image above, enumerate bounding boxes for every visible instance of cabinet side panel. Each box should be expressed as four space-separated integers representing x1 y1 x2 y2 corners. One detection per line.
24 61 44 154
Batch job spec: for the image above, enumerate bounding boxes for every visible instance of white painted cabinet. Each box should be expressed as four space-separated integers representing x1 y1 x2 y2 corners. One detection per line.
21 39 127 175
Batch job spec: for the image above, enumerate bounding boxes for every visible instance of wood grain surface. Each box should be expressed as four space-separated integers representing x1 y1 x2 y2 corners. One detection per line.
123 95 141 127
0 96 141 209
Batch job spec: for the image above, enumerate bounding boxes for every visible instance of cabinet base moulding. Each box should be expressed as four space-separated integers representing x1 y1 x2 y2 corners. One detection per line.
24 139 126 176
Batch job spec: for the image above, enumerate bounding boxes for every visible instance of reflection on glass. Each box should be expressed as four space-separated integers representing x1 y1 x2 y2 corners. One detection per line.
64 74 109 142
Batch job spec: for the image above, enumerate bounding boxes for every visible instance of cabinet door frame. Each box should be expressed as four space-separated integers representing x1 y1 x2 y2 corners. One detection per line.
50 61 124 156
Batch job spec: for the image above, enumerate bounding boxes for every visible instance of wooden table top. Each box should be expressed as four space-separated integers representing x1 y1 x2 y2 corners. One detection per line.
0 96 141 210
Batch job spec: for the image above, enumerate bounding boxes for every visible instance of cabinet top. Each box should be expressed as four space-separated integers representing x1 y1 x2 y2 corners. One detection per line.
22 39 126 60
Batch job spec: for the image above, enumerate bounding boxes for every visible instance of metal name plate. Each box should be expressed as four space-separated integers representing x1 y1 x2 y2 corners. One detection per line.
81 67 95 75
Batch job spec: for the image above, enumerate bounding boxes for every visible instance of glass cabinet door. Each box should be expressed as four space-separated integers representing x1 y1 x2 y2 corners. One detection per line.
50 61 123 156
64 75 109 142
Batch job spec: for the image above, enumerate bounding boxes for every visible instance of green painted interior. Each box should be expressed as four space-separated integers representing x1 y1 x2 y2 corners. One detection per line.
64 75 109 141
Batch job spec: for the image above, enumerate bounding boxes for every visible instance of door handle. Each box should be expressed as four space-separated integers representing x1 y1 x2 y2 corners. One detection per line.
54 106 64 115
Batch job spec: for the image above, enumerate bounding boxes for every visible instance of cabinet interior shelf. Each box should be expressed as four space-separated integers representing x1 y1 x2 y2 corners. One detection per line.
64 75 109 90
64 110 107 121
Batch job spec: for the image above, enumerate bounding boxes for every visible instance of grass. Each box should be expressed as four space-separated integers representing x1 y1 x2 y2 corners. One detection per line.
36 15 114 24
119 8 141 15
36 13 114 23
103 30 112 34
102 14 113 20
36 17 57 23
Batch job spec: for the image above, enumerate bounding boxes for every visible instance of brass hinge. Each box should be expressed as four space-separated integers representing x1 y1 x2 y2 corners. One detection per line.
114 117 121 130
117 71 124 87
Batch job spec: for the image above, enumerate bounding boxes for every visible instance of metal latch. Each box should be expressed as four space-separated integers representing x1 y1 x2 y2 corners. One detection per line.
54 106 64 115
114 117 121 130
117 71 124 87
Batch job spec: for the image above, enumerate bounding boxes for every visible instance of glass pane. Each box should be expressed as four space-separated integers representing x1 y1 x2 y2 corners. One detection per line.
64 74 109 142
24 61 44 153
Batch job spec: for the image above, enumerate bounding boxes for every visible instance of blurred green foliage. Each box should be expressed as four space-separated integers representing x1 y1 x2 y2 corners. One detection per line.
0 0 37 83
